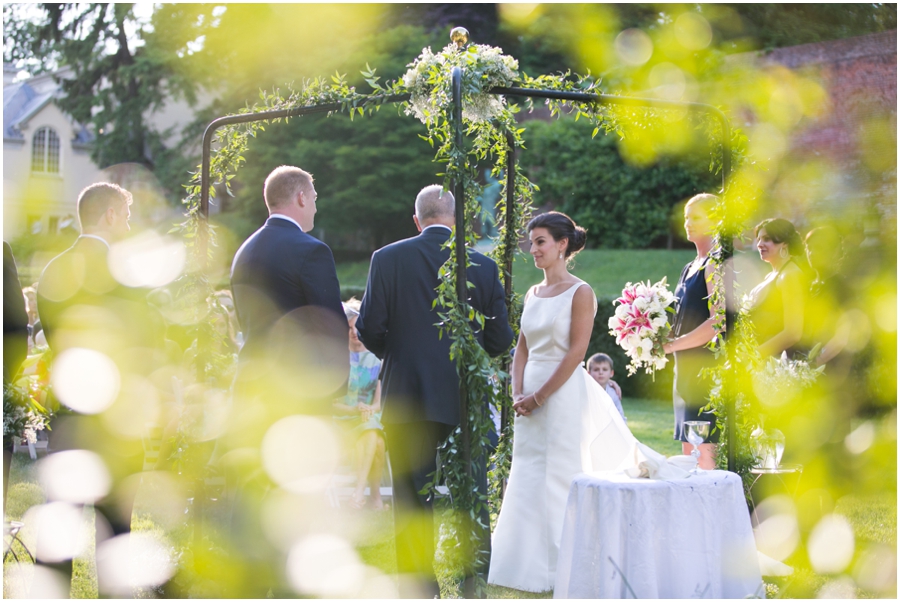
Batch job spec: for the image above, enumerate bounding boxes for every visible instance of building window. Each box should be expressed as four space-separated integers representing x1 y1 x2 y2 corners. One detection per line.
31 127 61 173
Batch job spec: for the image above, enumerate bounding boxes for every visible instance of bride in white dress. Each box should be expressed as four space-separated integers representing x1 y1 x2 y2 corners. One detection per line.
488 212 639 593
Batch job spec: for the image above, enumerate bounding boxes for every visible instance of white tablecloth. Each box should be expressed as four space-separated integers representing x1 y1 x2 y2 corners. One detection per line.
554 470 762 599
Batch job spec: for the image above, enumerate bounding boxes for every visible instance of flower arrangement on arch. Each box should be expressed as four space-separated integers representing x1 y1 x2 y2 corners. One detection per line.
401 42 519 125
608 278 676 376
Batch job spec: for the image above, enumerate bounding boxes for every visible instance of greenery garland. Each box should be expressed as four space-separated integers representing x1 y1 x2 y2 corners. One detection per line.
700 127 778 496
3 353 53 449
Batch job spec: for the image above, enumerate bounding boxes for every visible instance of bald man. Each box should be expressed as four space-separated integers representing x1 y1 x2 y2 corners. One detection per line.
357 184 513 597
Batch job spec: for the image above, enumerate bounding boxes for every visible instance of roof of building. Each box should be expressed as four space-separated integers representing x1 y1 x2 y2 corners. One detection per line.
3 64 93 146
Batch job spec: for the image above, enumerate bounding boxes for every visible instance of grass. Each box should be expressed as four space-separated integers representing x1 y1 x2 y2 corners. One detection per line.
622 397 682 456
336 248 697 298
4 399 894 598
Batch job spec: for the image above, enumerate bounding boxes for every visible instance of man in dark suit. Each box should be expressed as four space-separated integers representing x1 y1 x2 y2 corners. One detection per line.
356 185 513 598
3 241 28 383
3 241 29 516
227 166 349 595
230 164 348 418
37 182 163 595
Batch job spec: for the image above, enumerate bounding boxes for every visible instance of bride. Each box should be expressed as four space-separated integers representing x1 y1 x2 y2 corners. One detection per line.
488 211 638 593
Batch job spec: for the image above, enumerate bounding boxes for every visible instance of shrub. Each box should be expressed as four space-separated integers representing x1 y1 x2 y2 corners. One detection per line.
520 117 720 249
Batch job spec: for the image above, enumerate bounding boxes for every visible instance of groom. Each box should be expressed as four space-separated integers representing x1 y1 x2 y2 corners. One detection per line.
356 184 513 598
230 165 348 417
228 166 348 594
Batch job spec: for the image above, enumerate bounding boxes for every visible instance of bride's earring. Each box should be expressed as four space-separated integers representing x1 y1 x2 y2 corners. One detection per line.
779 246 788 259
558 251 564 260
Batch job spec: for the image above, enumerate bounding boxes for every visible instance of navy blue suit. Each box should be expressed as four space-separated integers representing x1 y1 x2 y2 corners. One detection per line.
227 216 350 593
3 241 28 384
356 225 513 597
357 226 513 425
36 235 163 591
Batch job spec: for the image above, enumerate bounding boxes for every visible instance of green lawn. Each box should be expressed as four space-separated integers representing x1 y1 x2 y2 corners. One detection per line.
337 248 697 298
5 399 894 598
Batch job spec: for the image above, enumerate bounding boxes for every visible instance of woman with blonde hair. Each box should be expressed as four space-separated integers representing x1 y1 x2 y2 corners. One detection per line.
662 193 723 470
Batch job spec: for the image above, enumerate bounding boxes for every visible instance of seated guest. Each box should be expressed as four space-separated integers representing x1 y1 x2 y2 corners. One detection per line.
586 353 625 421
333 298 386 510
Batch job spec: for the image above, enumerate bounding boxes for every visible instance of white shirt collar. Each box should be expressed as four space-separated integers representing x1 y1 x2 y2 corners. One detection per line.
422 224 452 233
269 213 303 231
78 234 110 249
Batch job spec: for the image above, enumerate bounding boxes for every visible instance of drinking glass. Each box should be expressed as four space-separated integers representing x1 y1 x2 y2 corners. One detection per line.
684 420 711 473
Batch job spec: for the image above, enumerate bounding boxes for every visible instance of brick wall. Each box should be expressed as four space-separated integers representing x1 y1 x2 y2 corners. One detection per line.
759 30 896 167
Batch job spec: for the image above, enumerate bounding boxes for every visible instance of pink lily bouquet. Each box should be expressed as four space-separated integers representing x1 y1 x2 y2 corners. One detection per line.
608 278 676 376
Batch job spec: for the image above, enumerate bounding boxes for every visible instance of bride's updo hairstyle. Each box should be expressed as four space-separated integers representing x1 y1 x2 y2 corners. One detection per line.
526 211 588 259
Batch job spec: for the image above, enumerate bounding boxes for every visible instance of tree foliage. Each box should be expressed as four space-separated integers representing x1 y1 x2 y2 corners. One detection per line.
226 26 448 250
5 3 894 251
2 4 212 171
520 117 720 249
724 3 897 49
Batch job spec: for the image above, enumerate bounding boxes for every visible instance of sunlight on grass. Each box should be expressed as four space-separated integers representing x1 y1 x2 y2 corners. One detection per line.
4 400 893 599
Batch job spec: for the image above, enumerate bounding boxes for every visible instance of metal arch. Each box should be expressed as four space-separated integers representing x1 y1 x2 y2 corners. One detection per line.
489 86 731 188
195 78 737 479
487 86 736 472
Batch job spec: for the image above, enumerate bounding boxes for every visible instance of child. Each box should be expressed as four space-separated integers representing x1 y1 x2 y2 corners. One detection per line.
586 353 626 422
333 298 386 510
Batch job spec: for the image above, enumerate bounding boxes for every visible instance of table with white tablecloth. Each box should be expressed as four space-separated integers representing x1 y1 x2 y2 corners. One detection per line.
554 470 762 599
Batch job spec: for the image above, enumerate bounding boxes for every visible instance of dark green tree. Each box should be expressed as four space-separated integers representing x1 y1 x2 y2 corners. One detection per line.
5 3 894 251
721 3 897 49
520 117 720 249
220 25 451 251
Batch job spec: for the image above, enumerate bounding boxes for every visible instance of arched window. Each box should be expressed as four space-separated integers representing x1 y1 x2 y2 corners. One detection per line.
31 127 60 173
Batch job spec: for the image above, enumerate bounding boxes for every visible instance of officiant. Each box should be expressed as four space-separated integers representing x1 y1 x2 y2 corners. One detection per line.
356 184 512 598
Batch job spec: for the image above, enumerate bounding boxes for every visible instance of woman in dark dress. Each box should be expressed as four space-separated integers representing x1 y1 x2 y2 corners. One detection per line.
747 218 812 358
662 194 723 469
804 226 849 366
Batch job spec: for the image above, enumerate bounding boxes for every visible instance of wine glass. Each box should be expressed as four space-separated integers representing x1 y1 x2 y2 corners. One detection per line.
684 421 710 473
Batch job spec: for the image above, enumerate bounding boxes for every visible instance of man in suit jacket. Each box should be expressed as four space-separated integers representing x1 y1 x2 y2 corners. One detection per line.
3 241 28 383
3 241 29 516
356 185 513 598
228 166 349 595
37 182 161 595
230 165 348 418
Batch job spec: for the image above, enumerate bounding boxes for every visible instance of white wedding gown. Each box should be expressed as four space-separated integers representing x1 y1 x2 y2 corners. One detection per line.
488 281 639 592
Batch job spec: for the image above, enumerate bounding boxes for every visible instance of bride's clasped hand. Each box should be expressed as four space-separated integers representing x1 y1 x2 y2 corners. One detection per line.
511 391 544 416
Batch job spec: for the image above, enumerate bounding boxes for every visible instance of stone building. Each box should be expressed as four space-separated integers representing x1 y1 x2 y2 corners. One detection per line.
3 64 102 240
